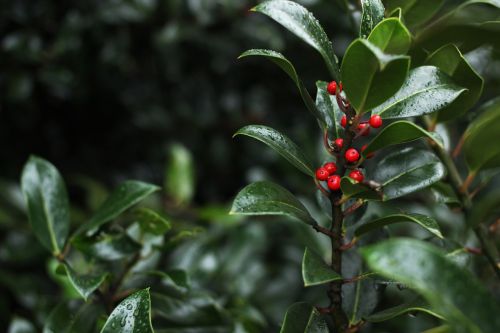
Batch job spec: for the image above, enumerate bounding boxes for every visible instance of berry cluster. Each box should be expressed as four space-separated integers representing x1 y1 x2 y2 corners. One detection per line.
314 81 384 193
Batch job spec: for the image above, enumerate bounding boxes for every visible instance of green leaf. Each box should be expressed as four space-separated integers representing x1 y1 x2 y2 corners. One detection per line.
279 302 328 333
239 49 325 128
252 0 340 80
371 66 467 119
234 125 315 177
468 189 500 228
165 144 194 206
135 207 171 235
340 177 381 201
362 121 443 158
44 301 103 333
64 264 107 301
360 0 385 38
365 297 444 323
230 181 316 225
315 81 343 137
77 180 160 236
72 233 141 261
383 0 445 28
302 247 342 287
341 38 410 113
361 238 500 333
463 97 500 172
430 182 461 207
367 18 411 54
21 156 70 256
374 147 446 201
426 44 484 121
101 288 154 333
354 213 444 239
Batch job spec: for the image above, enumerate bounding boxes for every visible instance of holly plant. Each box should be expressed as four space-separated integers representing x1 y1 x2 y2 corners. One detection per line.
231 1 500 332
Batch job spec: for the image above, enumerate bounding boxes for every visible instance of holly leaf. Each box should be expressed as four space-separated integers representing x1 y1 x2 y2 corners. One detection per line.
302 247 342 287
365 297 444 323
374 147 446 201
360 0 385 38
426 44 484 122
230 181 316 225
354 213 444 239
368 18 411 54
371 66 467 119
64 264 108 301
361 238 500 333
316 81 344 137
76 181 160 237
21 156 70 256
341 38 410 113
252 0 340 80
100 289 154 333
362 121 443 157
279 302 328 333
234 125 315 177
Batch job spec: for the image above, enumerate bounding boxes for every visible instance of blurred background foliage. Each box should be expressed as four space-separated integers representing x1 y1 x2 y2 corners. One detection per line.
1 0 500 332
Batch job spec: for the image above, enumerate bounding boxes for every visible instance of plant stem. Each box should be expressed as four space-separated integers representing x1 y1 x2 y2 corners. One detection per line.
326 99 357 331
424 117 500 279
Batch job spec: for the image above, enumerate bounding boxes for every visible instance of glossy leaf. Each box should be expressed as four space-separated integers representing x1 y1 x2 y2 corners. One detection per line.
360 0 385 38
230 181 316 225
252 0 340 80
135 207 171 235
383 0 445 28
374 147 446 201
21 156 70 256
279 302 328 333
64 264 107 301
354 213 444 239
365 297 444 323
302 247 342 287
315 81 343 137
463 97 500 172
430 182 460 206
341 38 410 113
44 301 103 333
426 44 484 121
234 125 315 176
77 180 160 236
101 288 154 333
340 177 381 201
367 18 411 54
165 144 194 206
362 238 500 333
72 233 141 261
362 121 443 157
239 49 325 128
371 66 467 119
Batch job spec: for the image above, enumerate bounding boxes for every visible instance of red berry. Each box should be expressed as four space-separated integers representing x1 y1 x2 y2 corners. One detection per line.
334 138 343 150
361 144 375 159
323 162 337 175
357 123 370 136
345 148 360 163
369 114 382 128
341 115 347 128
349 169 364 183
315 167 330 181
327 175 341 191
327 81 337 95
